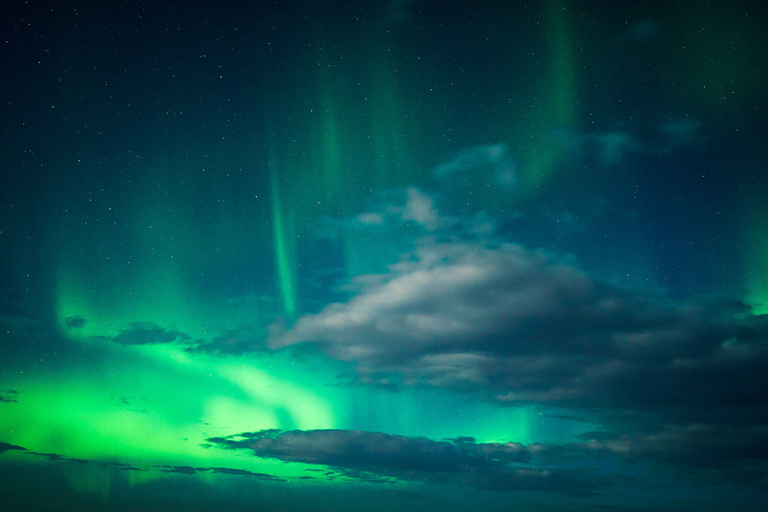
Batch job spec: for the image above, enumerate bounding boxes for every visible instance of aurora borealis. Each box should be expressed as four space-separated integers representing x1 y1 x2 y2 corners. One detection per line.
2 0 768 510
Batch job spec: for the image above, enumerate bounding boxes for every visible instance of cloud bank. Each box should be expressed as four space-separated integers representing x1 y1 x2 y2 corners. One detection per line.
206 429 599 496
270 239 768 419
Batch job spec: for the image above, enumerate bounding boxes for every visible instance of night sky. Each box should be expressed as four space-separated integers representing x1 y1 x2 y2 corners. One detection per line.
2 1 768 510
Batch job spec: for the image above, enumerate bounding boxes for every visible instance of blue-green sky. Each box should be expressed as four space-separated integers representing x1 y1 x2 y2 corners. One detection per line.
2 1 768 510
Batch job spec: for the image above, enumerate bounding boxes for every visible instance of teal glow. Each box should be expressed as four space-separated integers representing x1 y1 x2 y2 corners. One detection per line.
2 2 764 510
268 144 297 317
744 188 768 315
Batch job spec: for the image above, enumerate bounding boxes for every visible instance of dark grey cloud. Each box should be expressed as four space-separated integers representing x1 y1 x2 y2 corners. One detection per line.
210 428 529 470
108 395 148 412
0 390 18 403
110 321 191 345
157 464 285 481
27 452 88 463
205 425 768 495
64 315 87 329
159 465 197 475
0 442 26 454
208 466 284 480
0 315 46 340
593 424 768 469
186 327 268 355
545 424 768 487
207 429 598 497
2 446 138 472
2 441 285 481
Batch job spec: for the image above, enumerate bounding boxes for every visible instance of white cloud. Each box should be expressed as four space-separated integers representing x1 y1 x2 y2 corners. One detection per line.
402 187 440 230
270 237 768 425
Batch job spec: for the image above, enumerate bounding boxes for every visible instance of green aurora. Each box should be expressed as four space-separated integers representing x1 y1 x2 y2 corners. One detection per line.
2 1 768 511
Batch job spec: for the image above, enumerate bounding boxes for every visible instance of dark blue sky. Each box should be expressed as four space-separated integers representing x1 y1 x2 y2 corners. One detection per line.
2 1 768 510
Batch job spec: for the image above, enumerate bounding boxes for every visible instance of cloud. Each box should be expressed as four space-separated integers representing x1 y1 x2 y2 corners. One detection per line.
352 187 443 232
110 321 191 345
186 327 268 355
207 467 284 480
579 424 768 472
545 128 642 165
159 465 198 475
156 464 286 481
549 117 700 166
0 441 26 454
64 315 87 329
206 429 598 497
402 188 440 231
271 241 635 380
4 447 140 472
0 315 46 339
592 131 642 164
0 390 18 403
262 227 768 491
657 118 702 151
433 144 518 189
1 441 285 481
270 239 768 423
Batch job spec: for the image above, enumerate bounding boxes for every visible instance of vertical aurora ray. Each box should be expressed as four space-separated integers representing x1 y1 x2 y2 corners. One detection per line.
743 183 768 315
362 23 416 190
315 52 344 206
48 153 227 342
268 143 297 318
511 0 577 192
260 49 300 320
545 0 577 128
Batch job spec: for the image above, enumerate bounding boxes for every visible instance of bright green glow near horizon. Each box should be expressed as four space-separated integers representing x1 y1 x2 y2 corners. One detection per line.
217 363 335 430
0 373 206 464
0 344 334 474
1 319 554 501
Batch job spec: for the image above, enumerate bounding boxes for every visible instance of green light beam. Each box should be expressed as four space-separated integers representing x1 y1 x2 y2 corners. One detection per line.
268 144 297 317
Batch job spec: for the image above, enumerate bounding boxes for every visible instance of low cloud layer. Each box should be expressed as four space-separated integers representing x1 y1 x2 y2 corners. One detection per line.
206 429 599 496
207 426 768 494
110 322 191 345
158 464 284 481
0 390 18 403
0 442 25 454
0 440 286 481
